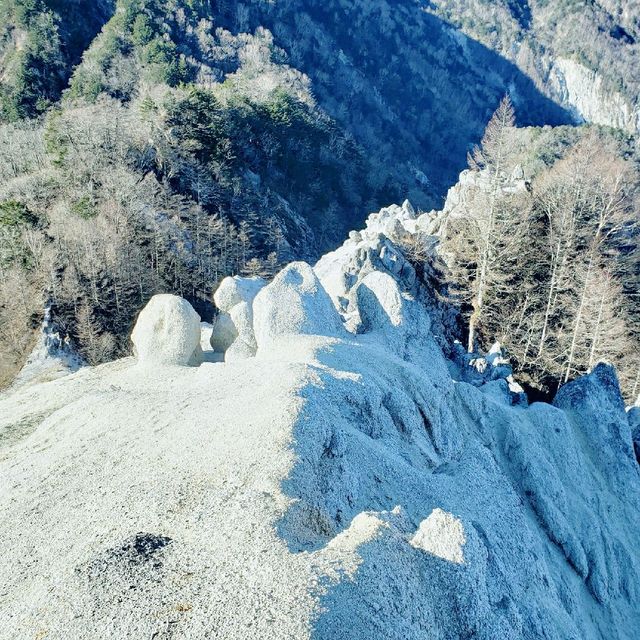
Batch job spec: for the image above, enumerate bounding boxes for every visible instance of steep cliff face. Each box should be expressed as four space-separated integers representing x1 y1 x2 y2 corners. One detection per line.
427 0 639 135
547 57 639 133
1 203 638 639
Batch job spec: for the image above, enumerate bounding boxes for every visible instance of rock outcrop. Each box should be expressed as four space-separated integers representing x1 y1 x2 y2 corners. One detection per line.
210 275 266 362
315 201 424 315
252 262 346 348
131 294 202 366
548 57 640 134
0 202 638 640
12 305 84 388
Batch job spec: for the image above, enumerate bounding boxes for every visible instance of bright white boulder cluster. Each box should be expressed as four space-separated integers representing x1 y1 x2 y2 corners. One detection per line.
206 202 440 363
210 275 266 362
208 262 348 360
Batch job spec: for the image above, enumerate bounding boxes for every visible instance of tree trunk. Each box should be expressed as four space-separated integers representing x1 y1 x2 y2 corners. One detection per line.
537 239 562 357
564 254 594 382
588 288 606 370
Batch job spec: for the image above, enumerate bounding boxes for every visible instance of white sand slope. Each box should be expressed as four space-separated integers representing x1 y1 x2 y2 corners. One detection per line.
1 203 639 639
0 353 317 639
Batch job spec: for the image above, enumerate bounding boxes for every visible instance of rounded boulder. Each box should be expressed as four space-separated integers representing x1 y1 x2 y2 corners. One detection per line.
213 276 266 313
131 294 202 366
356 271 405 334
210 311 238 353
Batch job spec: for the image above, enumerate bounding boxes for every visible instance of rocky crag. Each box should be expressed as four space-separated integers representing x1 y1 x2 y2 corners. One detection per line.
0 202 638 639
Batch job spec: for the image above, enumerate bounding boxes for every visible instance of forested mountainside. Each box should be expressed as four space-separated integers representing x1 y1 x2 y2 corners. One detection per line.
432 100 639 401
0 0 638 395
210 0 574 197
0 0 115 120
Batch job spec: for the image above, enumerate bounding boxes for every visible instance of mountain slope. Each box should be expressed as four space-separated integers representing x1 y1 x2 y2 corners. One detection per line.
0 0 637 389
1 205 638 638
212 0 574 200
0 0 115 120
0 0 405 383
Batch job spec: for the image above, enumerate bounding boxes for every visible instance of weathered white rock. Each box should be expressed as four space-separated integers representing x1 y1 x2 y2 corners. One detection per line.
209 311 237 353
356 271 405 334
213 275 266 313
253 262 346 348
224 337 256 362
401 199 415 217
225 302 258 362
12 305 84 388
211 276 266 360
131 294 201 366
410 508 466 564
315 227 417 315
549 57 639 134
